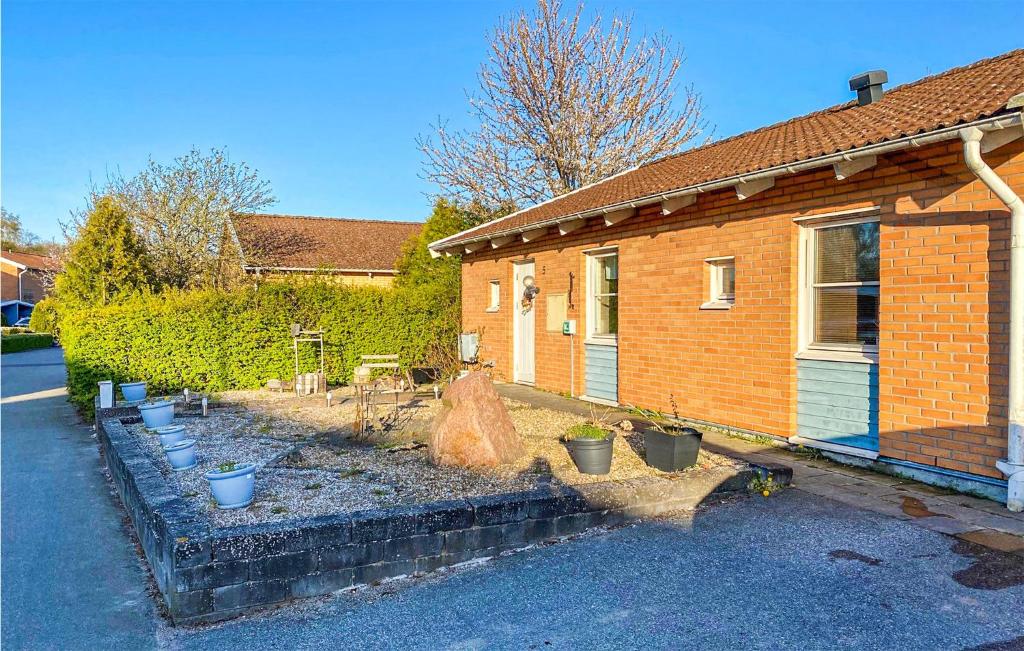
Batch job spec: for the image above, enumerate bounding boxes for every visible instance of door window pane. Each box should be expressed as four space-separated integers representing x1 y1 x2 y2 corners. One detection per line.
810 220 880 349
594 296 618 335
814 285 879 346
597 256 618 294
815 222 880 283
589 253 618 337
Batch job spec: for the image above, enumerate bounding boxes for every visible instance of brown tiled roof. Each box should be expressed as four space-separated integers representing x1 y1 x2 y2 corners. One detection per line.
1 250 61 271
231 214 422 271
438 48 1024 248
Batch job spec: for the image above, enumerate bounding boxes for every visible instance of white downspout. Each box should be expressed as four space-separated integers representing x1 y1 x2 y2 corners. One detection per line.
960 125 1024 511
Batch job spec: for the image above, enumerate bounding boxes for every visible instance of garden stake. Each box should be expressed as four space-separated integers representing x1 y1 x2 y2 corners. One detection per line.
326 391 333 408
201 396 208 417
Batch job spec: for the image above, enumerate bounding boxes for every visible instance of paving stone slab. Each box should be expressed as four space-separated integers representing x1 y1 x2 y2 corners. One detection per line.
956 529 1024 553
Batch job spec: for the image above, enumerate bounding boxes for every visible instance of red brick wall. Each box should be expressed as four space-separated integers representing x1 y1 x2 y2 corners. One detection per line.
0 261 19 302
19 270 48 303
461 139 1024 479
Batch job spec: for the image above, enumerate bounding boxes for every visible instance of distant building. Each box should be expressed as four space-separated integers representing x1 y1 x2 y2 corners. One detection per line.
226 214 423 287
0 251 61 324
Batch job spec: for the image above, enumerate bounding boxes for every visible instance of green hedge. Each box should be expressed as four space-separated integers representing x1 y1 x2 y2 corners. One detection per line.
28 298 60 336
1 332 54 354
59 281 459 416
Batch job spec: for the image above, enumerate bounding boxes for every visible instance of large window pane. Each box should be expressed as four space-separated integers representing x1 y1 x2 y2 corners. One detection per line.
814 285 879 346
815 222 879 283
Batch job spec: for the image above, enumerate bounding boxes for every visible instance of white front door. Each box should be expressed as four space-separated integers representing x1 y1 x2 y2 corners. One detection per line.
513 260 536 384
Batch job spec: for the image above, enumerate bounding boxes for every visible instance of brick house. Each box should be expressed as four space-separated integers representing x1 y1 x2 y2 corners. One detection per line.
226 214 422 287
430 50 1024 508
1 250 61 324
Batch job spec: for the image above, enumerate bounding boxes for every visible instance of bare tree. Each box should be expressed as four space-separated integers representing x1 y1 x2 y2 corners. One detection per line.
419 0 704 212
1 208 61 256
106 147 275 289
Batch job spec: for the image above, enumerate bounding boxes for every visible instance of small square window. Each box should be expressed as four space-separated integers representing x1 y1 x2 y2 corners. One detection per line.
487 280 500 311
702 257 735 309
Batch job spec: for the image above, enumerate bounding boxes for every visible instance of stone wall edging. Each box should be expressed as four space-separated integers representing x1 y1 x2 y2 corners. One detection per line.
96 410 791 625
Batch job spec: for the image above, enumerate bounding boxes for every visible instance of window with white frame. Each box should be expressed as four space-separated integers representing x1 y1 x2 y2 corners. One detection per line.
487 280 500 311
586 250 618 339
804 218 880 351
703 257 735 308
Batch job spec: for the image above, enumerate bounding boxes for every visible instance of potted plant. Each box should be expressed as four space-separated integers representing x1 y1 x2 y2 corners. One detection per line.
138 399 175 428
119 381 147 402
632 406 702 472
205 461 257 509
164 439 197 471
153 424 186 447
562 409 616 474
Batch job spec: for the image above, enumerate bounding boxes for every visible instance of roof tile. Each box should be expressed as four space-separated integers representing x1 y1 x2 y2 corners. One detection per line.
232 214 422 271
441 48 1024 246
1 251 61 271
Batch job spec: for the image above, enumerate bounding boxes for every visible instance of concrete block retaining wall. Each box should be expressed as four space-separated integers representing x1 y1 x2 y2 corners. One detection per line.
97 411 791 624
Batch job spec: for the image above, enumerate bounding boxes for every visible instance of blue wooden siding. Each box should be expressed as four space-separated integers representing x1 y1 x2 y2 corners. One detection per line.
585 343 618 402
796 359 879 451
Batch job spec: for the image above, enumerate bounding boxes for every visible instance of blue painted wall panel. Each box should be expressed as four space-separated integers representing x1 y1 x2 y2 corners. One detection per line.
797 359 879 452
585 343 618 402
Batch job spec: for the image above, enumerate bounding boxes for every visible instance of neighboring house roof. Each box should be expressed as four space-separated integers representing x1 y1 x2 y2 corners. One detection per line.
433 48 1024 250
230 214 423 272
1 251 61 272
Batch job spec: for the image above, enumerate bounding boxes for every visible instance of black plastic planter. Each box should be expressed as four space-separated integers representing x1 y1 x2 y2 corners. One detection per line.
564 432 616 475
643 426 702 472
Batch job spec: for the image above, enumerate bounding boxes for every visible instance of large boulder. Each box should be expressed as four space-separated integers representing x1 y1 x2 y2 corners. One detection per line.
429 372 524 467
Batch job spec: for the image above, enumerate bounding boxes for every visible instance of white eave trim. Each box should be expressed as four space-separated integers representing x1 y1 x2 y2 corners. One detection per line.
429 112 1023 253
0 258 28 270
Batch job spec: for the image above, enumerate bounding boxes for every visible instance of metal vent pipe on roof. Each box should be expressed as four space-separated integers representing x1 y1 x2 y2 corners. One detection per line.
849 70 888 106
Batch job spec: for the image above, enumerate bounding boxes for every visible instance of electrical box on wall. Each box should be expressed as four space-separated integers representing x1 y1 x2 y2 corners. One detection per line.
562 320 577 335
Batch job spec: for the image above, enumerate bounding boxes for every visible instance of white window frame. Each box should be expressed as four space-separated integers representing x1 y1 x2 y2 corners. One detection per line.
798 214 880 363
486 279 500 312
701 256 735 310
585 247 618 345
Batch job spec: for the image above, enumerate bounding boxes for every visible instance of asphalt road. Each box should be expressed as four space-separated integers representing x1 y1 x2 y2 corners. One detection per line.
1 347 158 649
3 348 1023 650
167 491 1024 650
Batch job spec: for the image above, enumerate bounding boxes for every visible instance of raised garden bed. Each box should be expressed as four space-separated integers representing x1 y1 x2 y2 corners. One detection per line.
96 391 791 625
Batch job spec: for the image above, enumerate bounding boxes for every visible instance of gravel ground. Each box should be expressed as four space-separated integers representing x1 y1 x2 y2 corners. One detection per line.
129 390 745 527
163 491 1024 650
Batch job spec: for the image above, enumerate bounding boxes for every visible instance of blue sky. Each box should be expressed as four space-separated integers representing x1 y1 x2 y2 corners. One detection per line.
3 0 1022 241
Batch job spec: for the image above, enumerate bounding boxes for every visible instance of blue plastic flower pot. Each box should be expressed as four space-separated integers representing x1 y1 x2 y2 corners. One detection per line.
119 382 148 402
205 463 257 509
154 424 186 447
138 400 174 428
164 439 197 471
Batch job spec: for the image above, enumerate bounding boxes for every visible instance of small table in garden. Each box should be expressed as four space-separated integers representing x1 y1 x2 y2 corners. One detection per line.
352 355 412 436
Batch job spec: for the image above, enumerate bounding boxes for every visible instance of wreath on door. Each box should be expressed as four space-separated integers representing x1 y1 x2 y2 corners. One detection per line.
520 275 540 313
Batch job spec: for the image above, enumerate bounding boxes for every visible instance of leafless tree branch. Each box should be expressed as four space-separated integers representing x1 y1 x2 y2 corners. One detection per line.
419 0 704 212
